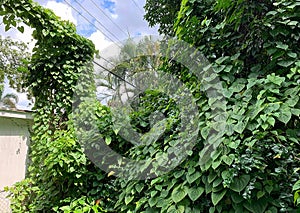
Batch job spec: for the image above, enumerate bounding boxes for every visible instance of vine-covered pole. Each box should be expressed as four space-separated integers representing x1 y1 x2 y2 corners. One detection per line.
0 0 96 204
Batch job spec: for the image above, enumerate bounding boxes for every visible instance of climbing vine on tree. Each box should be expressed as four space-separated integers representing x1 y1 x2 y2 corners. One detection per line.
0 0 113 212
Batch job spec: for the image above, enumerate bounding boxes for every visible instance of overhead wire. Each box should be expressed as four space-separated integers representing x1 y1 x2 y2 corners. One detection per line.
93 60 137 89
89 0 128 37
98 55 117 67
63 0 122 67
63 0 138 89
73 0 122 42
130 0 144 14
63 0 121 47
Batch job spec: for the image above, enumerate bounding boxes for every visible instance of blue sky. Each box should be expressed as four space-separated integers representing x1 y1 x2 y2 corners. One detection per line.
35 0 158 49
0 0 158 110
102 0 115 13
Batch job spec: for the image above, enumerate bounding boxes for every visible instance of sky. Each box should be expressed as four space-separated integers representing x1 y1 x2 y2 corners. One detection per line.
0 0 158 110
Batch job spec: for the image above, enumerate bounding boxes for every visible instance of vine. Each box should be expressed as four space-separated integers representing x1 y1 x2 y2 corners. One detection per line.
0 0 102 211
1 0 299 212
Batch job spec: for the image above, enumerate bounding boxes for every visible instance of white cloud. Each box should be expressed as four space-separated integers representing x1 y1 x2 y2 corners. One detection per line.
69 0 158 41
44 1 77 25
111 14 118 19
89 30 113 51
111 0 159 38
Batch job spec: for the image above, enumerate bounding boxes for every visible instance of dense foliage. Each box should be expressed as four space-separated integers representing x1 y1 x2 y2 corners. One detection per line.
144 0 181 36
1 0 299 212
0 0 107 212
137 0 300 212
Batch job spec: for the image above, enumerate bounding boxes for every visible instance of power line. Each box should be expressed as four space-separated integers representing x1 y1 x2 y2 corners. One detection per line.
72 0 125 68
62 1 136 89
63 0 121 47
93 60 137 89
73 0 122 42
130 0 144 13
89 0 128 37
63 0 129 72
98 56 116 67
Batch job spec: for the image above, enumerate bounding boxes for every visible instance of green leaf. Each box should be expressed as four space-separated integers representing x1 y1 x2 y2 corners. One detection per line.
167 205 176 213
277 60 295 67
186 171 201 184
243 198 268 213
277 108 292 124
221 154 235 165
288 21 298 26
171 185 187 203
267 74 285 86
187 187 204 201
231 53 240 60
174 170 185 178
267 117 275 126
276 42 288 50
287 52 297 58
257 191 265 199
213 65 226 73
266 11 277 16
42 29 48 36
60 206 71 211
212 159 222 169
265 185 273 194
215 56 229 64
105 136 112 145
125 195 134 205
211 190 226 206
286 96 299 107
177 205 185 213
230 175 250 193
17 26 24 33
291 108 300 116
293 180 300 191
135 183 144 193
234 121 246 134
208 173 217 183
148 196 158 207
294 190 300 205
209 207 215 213
5 24 11 32
213 178 223 188
228 140 240 149
231 193 244 204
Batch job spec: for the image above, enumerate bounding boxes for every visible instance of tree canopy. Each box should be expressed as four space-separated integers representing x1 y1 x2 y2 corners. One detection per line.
0 36 30 92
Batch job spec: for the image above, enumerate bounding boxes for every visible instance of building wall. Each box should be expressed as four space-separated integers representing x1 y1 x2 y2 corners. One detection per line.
0 110 32 212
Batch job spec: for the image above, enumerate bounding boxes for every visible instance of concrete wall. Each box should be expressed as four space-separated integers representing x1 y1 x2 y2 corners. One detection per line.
0 109 32 213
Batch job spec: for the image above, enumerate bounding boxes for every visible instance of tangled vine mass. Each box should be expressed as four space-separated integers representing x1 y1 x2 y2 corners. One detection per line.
1 0 300 212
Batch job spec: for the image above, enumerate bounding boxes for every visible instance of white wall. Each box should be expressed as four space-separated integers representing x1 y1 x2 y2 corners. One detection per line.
0 110 33 190
0 110 33 212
